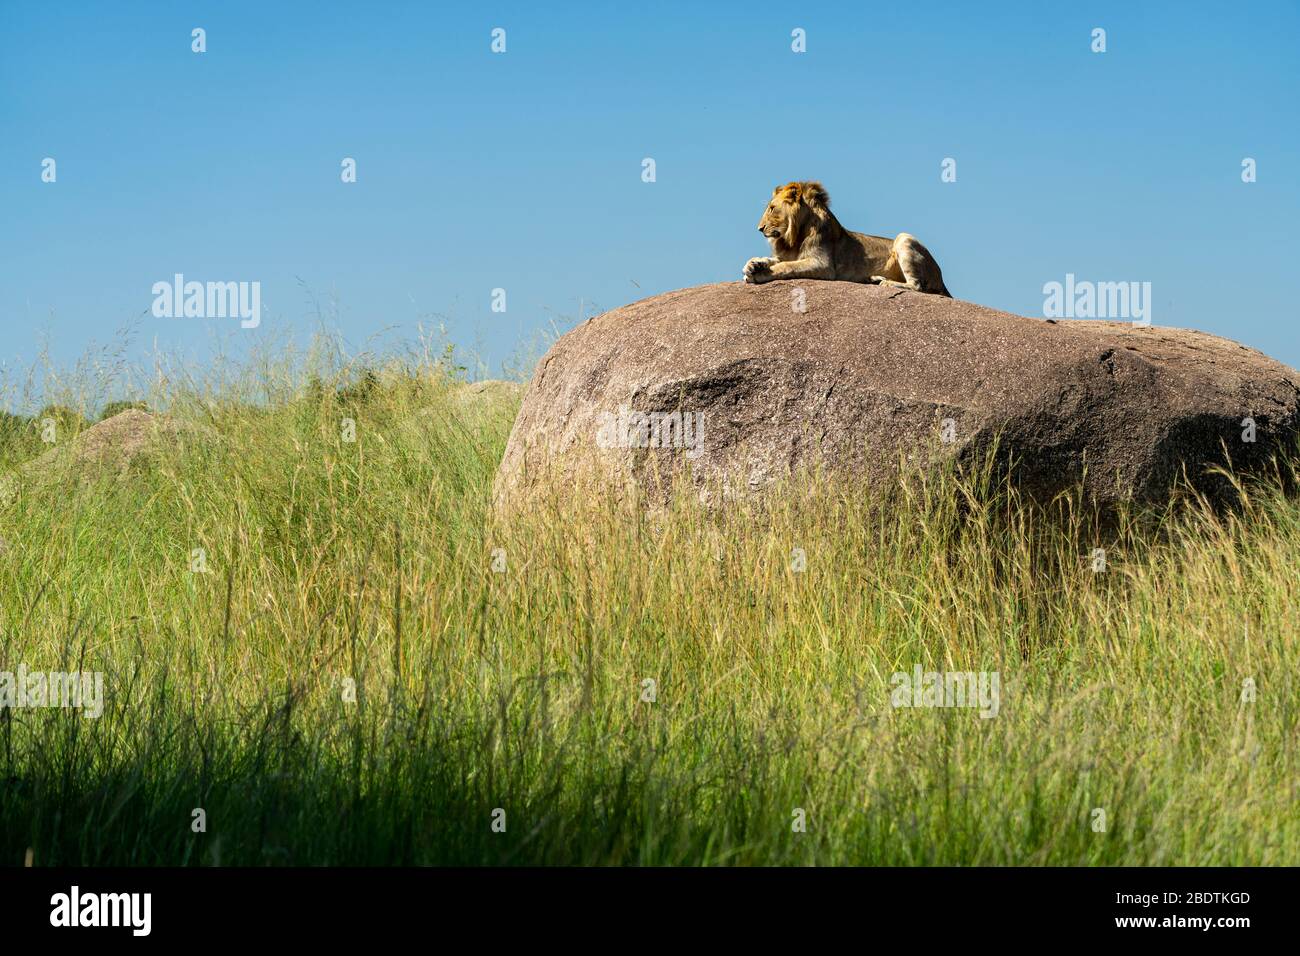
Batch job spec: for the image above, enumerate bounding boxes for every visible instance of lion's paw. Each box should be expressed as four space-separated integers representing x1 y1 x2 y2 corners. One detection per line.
743 257 775 284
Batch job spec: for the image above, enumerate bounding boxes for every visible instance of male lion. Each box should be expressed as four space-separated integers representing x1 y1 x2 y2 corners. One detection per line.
742 181 951 296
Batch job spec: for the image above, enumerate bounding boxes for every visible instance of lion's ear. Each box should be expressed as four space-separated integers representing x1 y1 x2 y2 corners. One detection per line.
777 183 801 204
799 182 830 210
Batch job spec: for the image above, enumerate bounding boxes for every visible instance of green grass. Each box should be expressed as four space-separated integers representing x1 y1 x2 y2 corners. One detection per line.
1 344 1297 866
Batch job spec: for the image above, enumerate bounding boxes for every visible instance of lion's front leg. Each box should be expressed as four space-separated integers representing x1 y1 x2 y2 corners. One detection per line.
742 256 777 283
766 258 834 281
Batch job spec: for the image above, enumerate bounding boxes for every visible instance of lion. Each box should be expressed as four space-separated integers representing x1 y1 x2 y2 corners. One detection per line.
742 181 951 296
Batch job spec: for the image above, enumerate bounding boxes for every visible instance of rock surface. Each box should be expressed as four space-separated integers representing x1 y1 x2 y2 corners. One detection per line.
494 282 1300 511
20 409 195 484
40 409 186 471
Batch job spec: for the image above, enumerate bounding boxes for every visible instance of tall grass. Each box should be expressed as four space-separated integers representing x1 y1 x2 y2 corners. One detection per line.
1 342 1297 865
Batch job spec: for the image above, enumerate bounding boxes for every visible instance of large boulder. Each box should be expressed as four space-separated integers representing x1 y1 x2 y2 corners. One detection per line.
494 282 1300 511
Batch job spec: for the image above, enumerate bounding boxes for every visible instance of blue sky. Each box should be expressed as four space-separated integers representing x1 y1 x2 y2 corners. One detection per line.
2 1 1298 406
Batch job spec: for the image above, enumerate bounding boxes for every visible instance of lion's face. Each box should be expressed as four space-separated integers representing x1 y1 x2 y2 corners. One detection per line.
757 182 829 252
757 186 799 245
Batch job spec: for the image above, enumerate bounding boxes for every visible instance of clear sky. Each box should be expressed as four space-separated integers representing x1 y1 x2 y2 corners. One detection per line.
2 0 1298 405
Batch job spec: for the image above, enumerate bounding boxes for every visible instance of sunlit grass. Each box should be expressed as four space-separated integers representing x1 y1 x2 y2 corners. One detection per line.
1 341 1297 865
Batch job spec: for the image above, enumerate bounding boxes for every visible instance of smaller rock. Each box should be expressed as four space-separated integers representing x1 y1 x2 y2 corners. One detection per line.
2 410 203 508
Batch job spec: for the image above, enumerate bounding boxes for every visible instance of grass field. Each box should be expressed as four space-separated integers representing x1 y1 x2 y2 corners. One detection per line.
2 343 1297 866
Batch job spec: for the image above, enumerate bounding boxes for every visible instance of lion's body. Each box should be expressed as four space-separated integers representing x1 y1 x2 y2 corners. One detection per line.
743 181 951 297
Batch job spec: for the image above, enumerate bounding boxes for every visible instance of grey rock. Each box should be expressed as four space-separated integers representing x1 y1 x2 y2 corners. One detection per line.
495 282 1300 512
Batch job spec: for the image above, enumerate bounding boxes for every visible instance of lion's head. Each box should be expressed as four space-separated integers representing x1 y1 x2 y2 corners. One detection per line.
757 181 831 253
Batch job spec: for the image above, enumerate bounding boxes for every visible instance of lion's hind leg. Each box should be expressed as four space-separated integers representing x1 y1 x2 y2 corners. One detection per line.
876 233 951 296
870 276 913 290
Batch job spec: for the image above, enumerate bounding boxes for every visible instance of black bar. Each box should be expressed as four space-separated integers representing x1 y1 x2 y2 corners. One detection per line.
0 866 1285 942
